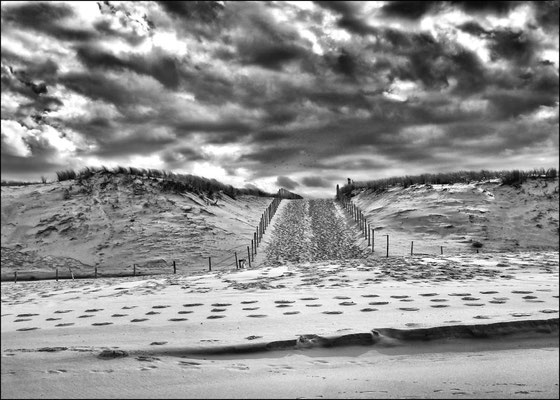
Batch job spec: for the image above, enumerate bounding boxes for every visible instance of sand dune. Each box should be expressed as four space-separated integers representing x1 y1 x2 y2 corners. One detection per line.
1 178 558 398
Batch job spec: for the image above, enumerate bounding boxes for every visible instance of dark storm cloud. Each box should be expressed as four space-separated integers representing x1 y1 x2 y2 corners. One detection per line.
1 1 558 196
300 176 331 188
380 1 439 20
276 176 299 190
76 44 181 89
0 153 62 175
2 1 97 41
450 1 522 14
488 29 538 66
533 1 560 31
157 1 224 23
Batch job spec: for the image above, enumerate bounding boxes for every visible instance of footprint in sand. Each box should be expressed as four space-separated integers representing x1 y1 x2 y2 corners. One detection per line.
430 299 448 302
360 308 378 312
243 307 260 310
399 307 419 311
136 355 161 362
150 341 168 346
480 291 499 294
489 300 507 304
111 314 128 317
284 311 300 315
54 310 73 314
46 318 62 321
131 318 149 323
334 296 351 300
539 309 558 314
276 304 292 308
152 305 170 309
92 322 113 326
207 315 225 319
245 335 262 340
512 291 533 294
246 314 267 318
431 304 449 308
139 365 158 371
16 313 39 317
14 319 32 322
47 369 67 374
306 304 322 307
168 318 188 322
178 361 201 368
473 315 491 319
522 295 538 299
419 293 439 297
400 299 414 302
322 311 343 315
339 301 356 306
274 300 295 304
391 295 409 299
145 311 160 315
228 364 250 371
178 311 193 314
369 301 389 305
122 306 137 310
211 308 227 312
212 303 232 307
16 327 40 331
241 300 258 304
78 315 95 318
183 303 204 307
300 297 318 301
464 303 485 307
55 323 74 327
449 293 471 297
361 294 380 298
85 309 103 313
511 313 532 317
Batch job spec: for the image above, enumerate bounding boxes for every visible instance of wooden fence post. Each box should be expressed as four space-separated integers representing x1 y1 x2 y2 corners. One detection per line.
251 239 255 260
411 241 414 256
133 264 136 276
56 268 59 281
94 266 97 279
173 260 176 274
247 246 252 268
368 224 371 246
385 235 389 258
14 271 17 283
440 246 443 255
235 252 238 269
208 257 212 272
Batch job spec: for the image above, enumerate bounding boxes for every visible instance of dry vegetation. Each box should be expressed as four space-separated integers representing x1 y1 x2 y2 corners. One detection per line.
339 168 558 198
50 166 278 199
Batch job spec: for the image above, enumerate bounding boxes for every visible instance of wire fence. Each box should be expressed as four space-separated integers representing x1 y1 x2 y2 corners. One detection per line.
2 197 283 283
337 197 485 258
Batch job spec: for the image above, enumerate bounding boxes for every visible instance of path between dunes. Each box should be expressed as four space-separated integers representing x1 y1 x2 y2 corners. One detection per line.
256 199 368 267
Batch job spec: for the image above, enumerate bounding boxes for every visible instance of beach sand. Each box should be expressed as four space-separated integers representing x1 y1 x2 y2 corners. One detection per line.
2 249 558 398
2 195 559 398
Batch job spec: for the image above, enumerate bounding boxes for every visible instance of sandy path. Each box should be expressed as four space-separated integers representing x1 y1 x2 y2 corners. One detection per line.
262 199 367 266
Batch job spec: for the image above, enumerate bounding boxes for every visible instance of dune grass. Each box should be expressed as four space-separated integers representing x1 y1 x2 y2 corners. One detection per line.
52 166 279 199
339 168 558 198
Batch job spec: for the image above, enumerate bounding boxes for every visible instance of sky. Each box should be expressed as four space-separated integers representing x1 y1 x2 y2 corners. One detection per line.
1 1 558 198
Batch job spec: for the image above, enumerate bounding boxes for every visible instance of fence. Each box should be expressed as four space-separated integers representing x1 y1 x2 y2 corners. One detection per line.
2 198 283 283
337 197 485 258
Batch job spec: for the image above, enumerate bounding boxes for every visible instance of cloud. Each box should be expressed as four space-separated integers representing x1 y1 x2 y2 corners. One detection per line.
276 176 299 190
300 176 331 188
1 1 558 196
